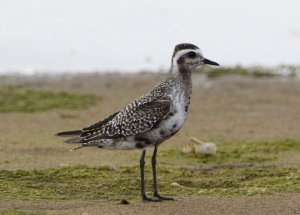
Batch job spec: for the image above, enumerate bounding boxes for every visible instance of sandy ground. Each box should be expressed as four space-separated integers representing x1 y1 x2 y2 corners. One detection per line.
0 73 300 214
0 194 300 215
1 74 300 170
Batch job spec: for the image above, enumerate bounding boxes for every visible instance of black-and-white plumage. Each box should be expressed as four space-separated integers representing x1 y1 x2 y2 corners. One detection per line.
56 43 219 201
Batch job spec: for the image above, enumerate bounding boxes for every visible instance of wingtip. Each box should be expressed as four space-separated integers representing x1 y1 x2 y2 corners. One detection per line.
55 130 82 137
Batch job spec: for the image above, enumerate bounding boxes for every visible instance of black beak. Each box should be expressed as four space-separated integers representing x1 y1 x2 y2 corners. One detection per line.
203 58 219 66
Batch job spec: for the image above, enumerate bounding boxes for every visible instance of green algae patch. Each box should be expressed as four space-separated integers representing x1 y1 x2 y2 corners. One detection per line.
0 86 100 112
0 165 299 202
0 140 299 202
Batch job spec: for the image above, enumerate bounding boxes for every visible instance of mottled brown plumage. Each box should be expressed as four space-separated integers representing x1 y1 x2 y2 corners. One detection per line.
56 43 219 201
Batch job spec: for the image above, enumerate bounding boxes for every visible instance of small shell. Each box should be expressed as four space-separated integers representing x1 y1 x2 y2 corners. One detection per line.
171 182 181 187
195 142 217 155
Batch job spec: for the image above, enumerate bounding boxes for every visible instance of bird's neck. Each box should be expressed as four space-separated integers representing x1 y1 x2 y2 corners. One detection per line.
168 63 192 87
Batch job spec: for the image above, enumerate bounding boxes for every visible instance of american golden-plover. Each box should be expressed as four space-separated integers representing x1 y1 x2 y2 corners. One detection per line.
56 43 219 201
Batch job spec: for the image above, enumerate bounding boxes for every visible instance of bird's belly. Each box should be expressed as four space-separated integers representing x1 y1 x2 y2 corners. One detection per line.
139 88 190 146
161 113 186 134
143 111 187 143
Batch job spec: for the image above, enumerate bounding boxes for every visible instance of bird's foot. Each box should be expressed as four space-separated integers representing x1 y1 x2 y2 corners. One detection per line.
142 195 162 202
154 192 175 201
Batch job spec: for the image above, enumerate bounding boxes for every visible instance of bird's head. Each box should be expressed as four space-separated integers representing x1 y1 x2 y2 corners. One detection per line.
172 43 219 70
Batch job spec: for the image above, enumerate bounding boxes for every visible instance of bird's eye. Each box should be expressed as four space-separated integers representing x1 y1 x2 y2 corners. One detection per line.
187 51 196 58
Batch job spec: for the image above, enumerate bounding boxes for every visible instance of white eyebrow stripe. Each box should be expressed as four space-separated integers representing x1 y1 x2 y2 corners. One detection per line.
172 48 203 64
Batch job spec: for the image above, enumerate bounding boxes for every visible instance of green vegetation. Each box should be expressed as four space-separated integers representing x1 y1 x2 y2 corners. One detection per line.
0 140 299 202
195 65 299 78
0 86 100 112
160 139 300 166
0 165 298 202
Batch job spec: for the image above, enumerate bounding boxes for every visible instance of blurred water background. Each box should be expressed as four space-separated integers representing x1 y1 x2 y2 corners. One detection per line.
0 0 299 74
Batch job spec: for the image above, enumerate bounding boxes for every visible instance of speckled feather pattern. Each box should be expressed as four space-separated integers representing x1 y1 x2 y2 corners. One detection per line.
59 43 197 150
81 83 171 141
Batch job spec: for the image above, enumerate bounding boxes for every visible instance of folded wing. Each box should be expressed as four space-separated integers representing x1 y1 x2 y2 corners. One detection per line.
58 98 171 143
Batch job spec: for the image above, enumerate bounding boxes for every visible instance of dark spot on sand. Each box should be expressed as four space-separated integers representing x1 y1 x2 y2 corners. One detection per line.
120 199 130 204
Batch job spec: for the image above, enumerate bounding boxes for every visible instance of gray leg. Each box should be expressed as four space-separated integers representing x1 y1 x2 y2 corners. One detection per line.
140 149 161 202
151 145 174 200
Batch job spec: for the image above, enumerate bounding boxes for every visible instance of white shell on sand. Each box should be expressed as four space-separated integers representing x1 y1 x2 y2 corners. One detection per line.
182 137 217 155
195 142 217 155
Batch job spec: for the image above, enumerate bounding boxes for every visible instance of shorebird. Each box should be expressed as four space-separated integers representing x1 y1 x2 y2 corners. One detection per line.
56 43 219 202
